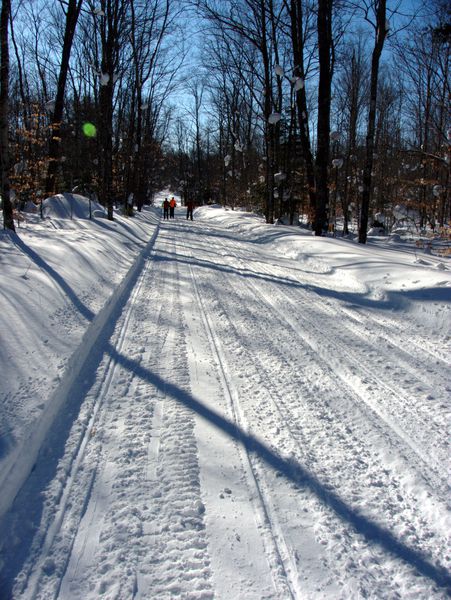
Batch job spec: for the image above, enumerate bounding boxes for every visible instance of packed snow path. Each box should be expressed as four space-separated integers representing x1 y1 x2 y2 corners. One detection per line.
1 210 450 599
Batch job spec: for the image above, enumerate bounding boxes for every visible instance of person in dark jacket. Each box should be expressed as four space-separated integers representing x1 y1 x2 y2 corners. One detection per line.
186 199 194 220
163 198 170 220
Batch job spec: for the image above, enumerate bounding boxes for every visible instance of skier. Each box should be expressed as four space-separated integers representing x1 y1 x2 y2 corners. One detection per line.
169 196 177 218
163 198 170 220
186 199 194 221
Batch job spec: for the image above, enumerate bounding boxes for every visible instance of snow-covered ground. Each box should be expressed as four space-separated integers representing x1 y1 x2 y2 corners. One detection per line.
0 192 450 599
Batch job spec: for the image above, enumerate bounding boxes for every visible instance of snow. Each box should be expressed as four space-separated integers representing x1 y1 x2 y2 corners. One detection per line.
0 194 450 599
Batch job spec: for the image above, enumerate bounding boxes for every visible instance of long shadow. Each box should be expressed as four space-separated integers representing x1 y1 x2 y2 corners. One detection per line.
93 212 159 239
11 234 94 321
108 345 451 591
155 246 451 311
168 221 451 308
1 331 449 594
172 216 443 265
166 219 314 252
0 366 103 597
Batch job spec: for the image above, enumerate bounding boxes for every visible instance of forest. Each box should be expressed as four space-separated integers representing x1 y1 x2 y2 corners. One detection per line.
0 0 450 243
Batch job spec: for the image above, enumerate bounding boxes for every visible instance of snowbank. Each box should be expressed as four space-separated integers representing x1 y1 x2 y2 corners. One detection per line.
0 199 160 520
42 193 106 219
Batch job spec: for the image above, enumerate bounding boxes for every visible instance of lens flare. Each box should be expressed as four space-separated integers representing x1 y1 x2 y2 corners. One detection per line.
82 122 97 138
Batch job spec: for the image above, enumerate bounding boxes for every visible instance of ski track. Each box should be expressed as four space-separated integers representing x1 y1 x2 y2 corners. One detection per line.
217 233 448 482
175 219 450 598
240 255 448 484
1 213 449 599
202 225 448 477
184 238 298 599
4 221 214 599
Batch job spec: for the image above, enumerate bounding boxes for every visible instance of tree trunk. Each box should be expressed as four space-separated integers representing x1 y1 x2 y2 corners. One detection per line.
288 0 316 216
45 0 84 196
343 48 361 235
99 81 114 220
98 1 124 221
9 10 29 129
260 0 274 224
314 0 333 236
359 0 387 244
0 0 14 231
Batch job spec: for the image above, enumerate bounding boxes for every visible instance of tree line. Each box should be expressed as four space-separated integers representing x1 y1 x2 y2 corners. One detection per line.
1 0 450 243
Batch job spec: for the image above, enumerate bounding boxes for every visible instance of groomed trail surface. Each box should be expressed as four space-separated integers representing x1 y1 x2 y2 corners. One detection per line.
1 210 450 599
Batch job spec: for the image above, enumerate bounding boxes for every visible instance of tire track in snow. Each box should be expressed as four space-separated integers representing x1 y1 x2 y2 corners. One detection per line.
58 270 172 600
337 303 450 369
132 226 214 599
218 237 449 504
245 257 449 486
175 222 346 598
56 225 214 600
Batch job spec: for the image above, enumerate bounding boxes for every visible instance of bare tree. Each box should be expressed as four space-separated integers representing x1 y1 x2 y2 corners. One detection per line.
196 0 282 222
285 0 316 219
1 0 15 231
94 0 129 220
45 0 84 196
334 38 368 234
128 0 173 211
395 0 450 228
187 80 205 200
358 0 388 243
314 0 334 235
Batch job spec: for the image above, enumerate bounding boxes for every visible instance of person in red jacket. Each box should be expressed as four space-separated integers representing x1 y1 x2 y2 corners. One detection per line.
186 199 194 220
169 196 177 218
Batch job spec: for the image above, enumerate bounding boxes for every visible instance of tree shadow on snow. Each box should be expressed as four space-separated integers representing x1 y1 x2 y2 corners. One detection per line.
155 245 451 313
2 340 449 595
108 346 451 592
11 234 94 321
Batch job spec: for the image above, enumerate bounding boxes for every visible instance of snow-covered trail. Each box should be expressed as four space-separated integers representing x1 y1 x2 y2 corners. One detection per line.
1 212 449 599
